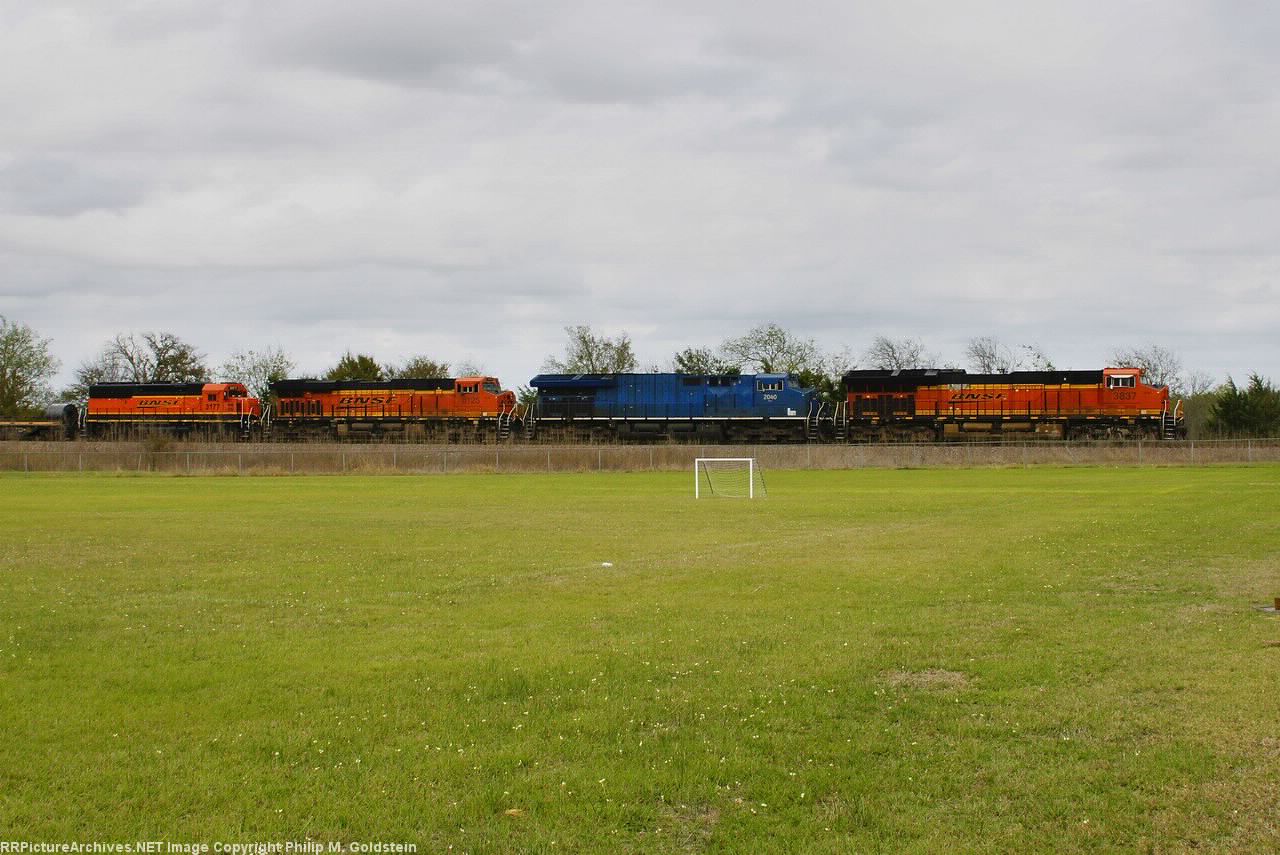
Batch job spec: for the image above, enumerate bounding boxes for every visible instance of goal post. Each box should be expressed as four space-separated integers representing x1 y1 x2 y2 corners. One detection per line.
694 457 767 499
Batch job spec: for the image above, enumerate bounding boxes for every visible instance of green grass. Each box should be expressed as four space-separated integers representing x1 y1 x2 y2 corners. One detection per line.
2 467 1279 851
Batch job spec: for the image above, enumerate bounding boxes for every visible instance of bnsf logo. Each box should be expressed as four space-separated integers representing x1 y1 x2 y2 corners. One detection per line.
339 396 398 406
950 392 1007 401
138 398 180 407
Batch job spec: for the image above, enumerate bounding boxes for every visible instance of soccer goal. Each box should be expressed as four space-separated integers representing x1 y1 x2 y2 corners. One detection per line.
694 457 767 499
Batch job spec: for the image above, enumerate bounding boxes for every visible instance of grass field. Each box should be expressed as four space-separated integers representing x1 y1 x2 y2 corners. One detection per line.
2 467 1278 852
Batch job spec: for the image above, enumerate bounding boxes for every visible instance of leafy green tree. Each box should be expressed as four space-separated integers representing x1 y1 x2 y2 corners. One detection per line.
1205 374 1280 437
672 346 739 375
0 316 59 418
542 326 636 373
721 323 819 374
219 347 295 408
386 356 450 379
325 352 383 381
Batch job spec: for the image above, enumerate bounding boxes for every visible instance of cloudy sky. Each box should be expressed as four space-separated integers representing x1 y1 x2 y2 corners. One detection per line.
2 1 1277 390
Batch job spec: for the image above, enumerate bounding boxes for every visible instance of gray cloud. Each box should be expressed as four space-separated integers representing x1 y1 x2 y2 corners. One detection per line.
0 157 145 216
0 2 1277 392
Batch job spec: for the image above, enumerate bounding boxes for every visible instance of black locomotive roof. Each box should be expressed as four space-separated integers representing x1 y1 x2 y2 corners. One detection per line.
88 382 206 398
841 368 1106 392
529 372 779 389
271 378 457 396
529 374 621 389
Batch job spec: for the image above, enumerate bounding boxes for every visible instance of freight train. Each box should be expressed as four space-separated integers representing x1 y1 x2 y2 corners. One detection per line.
6 367 1185 443
524 367 1184 442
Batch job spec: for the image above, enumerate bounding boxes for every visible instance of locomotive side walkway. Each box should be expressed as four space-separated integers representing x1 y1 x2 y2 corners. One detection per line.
1 439 1277 475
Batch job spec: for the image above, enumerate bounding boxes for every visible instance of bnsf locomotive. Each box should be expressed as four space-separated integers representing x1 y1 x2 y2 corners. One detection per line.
838 368 1183 441
269 376 519 441
8 366 1185 443
83 382 262 439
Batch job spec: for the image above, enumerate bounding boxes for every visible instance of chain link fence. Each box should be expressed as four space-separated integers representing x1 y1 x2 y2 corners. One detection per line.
1 439 1278 475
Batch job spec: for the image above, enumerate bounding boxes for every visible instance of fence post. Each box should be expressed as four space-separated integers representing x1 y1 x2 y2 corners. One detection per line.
342 451 346 473
187 452 191 474
547 449 551 472
238 453 243 475
78 453 83 472
598 448 602 471
23 452 28 473
650 446 654 470
290 452 294 474
443 450 447 474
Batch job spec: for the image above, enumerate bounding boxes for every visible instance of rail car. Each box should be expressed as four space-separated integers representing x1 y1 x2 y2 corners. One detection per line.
837 368 1184 441
268 376 520 441
526 373 818 442
84 382 262 439
0 404 80 440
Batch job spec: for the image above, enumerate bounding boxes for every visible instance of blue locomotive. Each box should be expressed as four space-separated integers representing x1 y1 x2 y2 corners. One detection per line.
526 372 822 442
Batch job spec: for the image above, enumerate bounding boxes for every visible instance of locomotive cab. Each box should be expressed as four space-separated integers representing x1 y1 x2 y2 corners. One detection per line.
1101 367 1164 404
202 383 263 418
457 376 517 411
1103 368 1140 393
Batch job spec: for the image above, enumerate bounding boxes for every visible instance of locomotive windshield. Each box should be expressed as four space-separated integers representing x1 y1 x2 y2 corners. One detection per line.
483 380 501 394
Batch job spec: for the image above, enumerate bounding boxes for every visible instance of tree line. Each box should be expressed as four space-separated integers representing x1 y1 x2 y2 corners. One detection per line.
0 315 1275 437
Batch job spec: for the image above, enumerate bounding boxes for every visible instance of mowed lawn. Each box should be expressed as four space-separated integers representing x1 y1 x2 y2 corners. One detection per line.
1 467 1278 852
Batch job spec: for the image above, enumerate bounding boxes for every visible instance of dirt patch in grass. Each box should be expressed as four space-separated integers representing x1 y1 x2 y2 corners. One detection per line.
658 802 720 850
883 668 970 691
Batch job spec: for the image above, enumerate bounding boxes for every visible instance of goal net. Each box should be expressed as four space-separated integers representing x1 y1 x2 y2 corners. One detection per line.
694 457 767 499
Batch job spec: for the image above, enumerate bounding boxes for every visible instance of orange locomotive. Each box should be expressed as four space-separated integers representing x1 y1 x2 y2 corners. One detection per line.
269 376 520 441
839 368 1184 441
86 382 262 439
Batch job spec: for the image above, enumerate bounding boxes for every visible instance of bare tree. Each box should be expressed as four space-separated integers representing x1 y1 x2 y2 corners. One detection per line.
0 316 59 418
102 332 208 383
1018 344 1055 371
862 336 934 370
966 337 1055 372
65 331 208 399
966 336 1019 373
219 347 295 406
1181 369 1217 397
542 326 637 373
720 323 820 374
1110 344 1182 389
